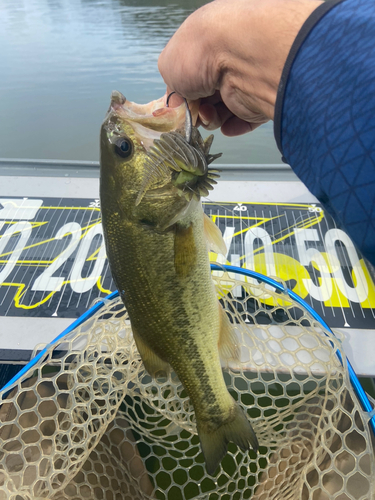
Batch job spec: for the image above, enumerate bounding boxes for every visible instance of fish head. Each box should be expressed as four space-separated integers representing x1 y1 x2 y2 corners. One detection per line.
100 91 221 228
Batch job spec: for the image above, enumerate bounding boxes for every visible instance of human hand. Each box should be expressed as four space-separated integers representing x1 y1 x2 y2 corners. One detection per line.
194 91 269 137
159 0 322 136
163 90 267 137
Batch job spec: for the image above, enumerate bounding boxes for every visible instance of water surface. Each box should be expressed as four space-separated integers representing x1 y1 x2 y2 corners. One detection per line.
0 0 281 164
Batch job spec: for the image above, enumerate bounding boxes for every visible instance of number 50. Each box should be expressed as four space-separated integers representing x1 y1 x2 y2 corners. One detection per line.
295 228 368 303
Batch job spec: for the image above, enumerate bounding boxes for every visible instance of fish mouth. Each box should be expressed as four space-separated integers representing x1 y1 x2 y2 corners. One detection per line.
105 91 222 206
109 90 190 128
106 90 195 150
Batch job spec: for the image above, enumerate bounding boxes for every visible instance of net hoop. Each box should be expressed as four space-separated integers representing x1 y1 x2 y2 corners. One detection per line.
0 265 374 500
3 264 374 433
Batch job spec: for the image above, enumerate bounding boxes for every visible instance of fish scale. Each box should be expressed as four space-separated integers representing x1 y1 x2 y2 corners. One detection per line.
103 211 226 421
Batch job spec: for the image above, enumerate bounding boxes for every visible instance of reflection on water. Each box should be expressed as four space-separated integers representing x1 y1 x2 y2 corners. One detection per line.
0 0 281 164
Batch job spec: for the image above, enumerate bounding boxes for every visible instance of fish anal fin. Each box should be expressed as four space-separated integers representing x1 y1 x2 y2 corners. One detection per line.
198 403 258 476
174 223 197 278
203 213 226 256
218 304 240 363
133 329 170 378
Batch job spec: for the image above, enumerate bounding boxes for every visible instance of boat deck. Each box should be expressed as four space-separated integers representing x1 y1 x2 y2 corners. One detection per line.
0 159 374 387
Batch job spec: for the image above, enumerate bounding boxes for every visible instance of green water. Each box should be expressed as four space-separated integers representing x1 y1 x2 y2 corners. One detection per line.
0 0 281 164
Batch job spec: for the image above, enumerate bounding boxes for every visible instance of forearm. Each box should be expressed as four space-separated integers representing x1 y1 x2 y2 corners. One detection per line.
277 0 375 263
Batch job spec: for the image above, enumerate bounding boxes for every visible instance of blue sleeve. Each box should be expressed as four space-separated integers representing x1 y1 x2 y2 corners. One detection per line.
274 0 375 266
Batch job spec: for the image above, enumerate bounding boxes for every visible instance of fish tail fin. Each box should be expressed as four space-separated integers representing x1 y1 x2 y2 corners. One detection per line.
198 404 259 476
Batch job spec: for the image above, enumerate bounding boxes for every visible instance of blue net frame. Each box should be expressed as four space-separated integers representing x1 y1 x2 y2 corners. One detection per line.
2 264 374 437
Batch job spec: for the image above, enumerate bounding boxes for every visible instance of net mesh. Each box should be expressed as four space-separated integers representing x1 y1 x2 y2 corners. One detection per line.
0 273 374 500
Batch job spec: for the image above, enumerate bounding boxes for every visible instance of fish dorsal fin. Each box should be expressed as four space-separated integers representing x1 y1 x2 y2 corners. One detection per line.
218 304 240 364
203 213 227 255
174 222 197 278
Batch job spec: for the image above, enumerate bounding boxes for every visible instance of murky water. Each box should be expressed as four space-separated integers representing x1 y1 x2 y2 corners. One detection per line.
0 0 282 164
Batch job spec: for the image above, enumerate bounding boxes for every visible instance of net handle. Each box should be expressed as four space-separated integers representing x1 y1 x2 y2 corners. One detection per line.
2 265 374 436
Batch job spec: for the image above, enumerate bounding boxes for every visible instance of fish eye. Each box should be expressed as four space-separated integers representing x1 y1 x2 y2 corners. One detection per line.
114 137 133 159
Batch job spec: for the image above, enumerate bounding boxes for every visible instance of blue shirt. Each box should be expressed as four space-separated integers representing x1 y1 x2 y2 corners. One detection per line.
274 0 375 266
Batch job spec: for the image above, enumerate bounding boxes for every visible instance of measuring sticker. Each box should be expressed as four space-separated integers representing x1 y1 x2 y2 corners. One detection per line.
0 197 374 329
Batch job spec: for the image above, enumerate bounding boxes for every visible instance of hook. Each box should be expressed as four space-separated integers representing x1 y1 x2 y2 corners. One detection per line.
166 91 176 107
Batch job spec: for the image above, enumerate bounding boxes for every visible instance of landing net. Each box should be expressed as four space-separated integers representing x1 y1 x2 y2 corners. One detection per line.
0 267 374 500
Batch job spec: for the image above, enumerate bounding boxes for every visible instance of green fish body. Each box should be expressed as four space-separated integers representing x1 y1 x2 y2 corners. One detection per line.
100 92 258 474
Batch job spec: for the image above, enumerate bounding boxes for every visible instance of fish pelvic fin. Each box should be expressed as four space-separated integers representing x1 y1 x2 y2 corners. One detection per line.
198 403 259 476
218 304 240 364
133 329 170 378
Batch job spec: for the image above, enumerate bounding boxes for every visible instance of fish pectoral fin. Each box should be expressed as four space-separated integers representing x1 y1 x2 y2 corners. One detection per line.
159 198 198 230
203 213 227 256
218 304 240 364
197 403 259 476
133 329 170 378
174 222 197 278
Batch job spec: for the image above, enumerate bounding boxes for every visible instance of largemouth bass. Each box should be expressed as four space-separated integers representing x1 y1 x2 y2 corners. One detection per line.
100 91 258 475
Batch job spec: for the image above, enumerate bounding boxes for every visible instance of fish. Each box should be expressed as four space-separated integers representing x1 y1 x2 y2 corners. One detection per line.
99 91 259 475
